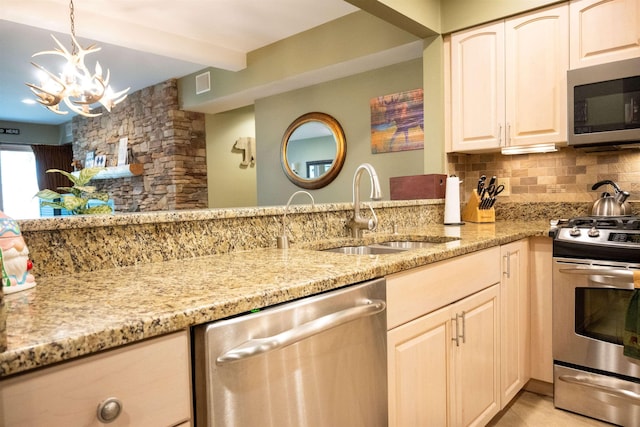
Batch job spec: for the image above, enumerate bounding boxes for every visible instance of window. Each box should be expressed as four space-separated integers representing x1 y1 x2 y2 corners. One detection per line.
0 146 41 219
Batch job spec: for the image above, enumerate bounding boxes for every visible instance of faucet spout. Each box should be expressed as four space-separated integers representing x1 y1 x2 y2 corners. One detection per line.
277 190 315 249
349 163 382 238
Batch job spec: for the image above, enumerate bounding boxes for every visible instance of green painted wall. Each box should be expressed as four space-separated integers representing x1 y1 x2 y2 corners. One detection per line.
255 58 424 206
179 11 420 112
0 120 67 145
441 0 561 32
422 35 445 174
205 105 257 208
346 0 441 36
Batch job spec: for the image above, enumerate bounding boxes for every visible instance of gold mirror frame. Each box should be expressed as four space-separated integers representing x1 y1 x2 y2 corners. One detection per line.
280 112 347 190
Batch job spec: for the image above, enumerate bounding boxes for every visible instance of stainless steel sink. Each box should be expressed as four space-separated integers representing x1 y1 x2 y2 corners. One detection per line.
377 241 439 249
321 236 460 255
323 245 407 255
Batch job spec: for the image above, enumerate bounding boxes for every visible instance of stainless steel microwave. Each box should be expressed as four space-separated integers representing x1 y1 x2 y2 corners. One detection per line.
568 57 640 148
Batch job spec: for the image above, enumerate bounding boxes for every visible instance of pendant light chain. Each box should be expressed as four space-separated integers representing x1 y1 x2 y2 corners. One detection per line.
69 0 77 55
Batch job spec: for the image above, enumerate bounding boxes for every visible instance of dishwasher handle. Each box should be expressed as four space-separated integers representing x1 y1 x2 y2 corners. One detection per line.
216 299 386 365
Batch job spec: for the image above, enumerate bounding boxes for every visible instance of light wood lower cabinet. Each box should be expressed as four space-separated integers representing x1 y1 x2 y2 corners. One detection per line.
387 240 538 425
388 285 500 427
387 247 502 427
0 330 192 427
500 239 530 407
529 236 554 383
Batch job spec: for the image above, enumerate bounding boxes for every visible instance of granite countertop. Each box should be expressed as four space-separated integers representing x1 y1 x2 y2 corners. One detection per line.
0 220 549 378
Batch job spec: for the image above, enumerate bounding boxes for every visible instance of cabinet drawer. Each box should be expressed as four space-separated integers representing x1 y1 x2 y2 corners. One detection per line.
387 247 501 329
0 330 191 427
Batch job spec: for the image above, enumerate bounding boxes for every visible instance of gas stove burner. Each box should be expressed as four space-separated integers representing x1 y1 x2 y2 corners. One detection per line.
551 215 640 263
566 216 640 230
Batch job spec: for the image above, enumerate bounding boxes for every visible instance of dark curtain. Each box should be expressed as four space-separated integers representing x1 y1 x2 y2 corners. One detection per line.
31 144 74 191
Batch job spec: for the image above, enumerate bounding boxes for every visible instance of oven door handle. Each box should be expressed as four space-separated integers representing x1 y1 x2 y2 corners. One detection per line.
558 267 635 281
558 375 640 402
216 299 386 365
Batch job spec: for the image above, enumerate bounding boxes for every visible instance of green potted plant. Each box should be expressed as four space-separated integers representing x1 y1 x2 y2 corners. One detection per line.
35 167 113 215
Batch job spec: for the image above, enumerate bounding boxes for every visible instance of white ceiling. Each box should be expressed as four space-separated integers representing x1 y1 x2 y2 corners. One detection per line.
0 0 359 125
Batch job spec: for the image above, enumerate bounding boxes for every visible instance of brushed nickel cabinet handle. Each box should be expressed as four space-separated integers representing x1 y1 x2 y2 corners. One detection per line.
503 252 511 278
452 313 460 347
460 311 466 344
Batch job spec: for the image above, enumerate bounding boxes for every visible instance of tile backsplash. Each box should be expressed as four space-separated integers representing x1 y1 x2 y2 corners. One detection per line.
448 147 640 204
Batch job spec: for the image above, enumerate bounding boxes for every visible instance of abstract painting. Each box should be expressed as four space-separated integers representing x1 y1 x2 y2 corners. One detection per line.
370 89 424 153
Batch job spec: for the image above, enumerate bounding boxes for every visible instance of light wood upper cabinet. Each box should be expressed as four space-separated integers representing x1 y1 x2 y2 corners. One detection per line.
451 21 505 151
449 4 569 152
570 0 640 69
0 331 192 427
506 6 569 147
500 239 531 408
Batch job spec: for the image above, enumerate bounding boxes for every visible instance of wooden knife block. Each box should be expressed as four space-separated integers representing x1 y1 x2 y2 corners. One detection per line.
462 190 495 223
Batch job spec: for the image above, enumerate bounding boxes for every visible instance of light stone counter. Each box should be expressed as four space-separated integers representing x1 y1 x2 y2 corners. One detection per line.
0 219 549 378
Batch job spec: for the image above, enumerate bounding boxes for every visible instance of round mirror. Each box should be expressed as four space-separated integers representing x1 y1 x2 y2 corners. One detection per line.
280 112 346 189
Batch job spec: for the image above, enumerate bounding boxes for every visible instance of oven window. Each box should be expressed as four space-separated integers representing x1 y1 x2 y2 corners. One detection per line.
575 287 633 345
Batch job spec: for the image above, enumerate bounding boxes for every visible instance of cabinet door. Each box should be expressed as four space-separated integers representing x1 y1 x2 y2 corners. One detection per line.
570 0 640 69
388 305 452 427
500 240 531 408
505 4 569 146
451 21 505 151
453 285 500 427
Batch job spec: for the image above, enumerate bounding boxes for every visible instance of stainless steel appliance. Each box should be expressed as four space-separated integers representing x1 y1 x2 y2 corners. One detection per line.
568 57 640 149
193 278 388 427
590 180 632 216
551 216 640 426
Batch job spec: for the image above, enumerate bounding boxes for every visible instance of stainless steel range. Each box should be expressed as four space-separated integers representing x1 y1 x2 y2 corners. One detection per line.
550 216 640 426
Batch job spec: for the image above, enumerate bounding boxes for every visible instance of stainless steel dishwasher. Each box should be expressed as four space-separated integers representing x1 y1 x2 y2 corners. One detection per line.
193 278 387 427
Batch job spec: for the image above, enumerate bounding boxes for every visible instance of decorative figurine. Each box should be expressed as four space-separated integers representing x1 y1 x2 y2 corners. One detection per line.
0 211 36 294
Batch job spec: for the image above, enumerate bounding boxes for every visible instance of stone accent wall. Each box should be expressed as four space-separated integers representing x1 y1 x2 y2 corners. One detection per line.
72 79 207 212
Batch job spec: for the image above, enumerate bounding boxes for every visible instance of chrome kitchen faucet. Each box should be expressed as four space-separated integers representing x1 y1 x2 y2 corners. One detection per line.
348 163 382 238
277 190 315 249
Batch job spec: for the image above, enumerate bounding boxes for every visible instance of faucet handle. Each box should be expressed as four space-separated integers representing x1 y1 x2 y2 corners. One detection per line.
365 203 378 231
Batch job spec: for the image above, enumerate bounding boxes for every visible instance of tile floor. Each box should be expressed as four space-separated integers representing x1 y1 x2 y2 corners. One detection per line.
488 391 614 427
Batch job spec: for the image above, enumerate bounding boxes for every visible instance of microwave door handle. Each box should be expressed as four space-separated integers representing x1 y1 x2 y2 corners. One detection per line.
558 267 635 281
216 299 386 365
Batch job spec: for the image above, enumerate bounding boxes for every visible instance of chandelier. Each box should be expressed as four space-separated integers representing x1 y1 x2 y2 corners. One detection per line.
25 0 129 117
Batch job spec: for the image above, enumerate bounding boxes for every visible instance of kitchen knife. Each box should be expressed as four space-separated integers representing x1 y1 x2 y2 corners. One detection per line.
477 175 486 194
